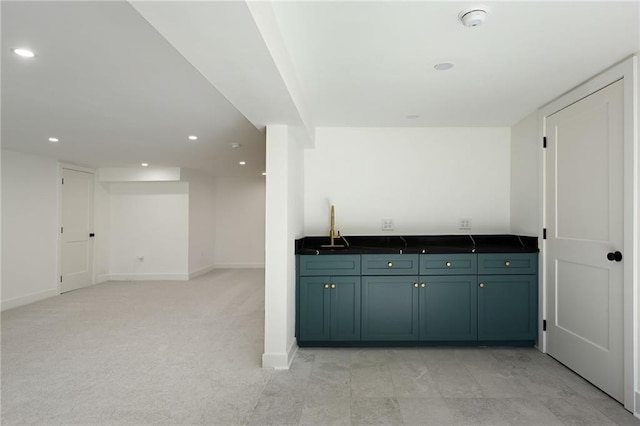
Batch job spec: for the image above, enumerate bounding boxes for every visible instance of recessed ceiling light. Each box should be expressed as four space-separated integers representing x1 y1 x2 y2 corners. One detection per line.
406 115 419 119
239 161 246 165
48 137 59 142
261 172 267 176
434 62 455 71
188 135 198 140
11 48 35 58
141 163 149 167
231 143 242 149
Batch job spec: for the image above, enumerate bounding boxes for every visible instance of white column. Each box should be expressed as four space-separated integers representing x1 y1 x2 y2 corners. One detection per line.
263 125 303 369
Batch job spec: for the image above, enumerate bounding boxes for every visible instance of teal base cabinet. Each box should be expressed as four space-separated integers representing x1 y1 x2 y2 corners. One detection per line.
296 251 538 346
299 276 361 341
297 255 361 342
360 254 419 341
477 275 537 340
361 276 419 341
420 276 478 341
477 253 538 341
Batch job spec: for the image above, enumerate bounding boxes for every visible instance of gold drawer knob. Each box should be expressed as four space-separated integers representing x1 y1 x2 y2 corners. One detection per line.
388 262 393 268
421 283 426 288
324 283 330 289
446 262 452 267
505 261 511 267
479 283 485 288
331 283 336 289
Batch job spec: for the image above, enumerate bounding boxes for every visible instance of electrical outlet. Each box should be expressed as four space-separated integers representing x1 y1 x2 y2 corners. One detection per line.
382 218 394 231
459 218 472 230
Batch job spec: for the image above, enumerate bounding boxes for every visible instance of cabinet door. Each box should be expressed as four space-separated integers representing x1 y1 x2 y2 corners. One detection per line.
477 275 538 340
419 276 477 341
331 277 361 341
361 276 419 341
299 277 331 341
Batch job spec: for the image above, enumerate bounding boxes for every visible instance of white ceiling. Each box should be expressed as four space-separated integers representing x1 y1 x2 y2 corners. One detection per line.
2 1 639 176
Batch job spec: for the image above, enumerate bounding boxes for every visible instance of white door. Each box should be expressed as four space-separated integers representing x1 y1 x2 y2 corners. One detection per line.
545 79 624 402
61 168 95 293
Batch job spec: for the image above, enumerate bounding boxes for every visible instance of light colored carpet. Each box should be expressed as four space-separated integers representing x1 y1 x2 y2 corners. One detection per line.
2 269 272 425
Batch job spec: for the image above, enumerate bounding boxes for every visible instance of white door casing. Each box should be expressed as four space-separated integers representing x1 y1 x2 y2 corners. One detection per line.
545 80 624 402
61 167 95 293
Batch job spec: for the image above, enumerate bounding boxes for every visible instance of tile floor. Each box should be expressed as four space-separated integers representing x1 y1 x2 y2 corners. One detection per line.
249 347 640 426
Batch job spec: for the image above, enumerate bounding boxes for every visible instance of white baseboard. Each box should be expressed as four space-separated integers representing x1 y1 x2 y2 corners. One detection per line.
262 338 298 370
95 274 110 284
108 273 189 281
213 263 265 269
188 264 216 279
1 288 59 311
635 391 639 419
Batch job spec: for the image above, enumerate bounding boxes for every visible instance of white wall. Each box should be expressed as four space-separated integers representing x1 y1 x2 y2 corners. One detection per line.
93 181 110 283
263 125 305 369
510 112 539 236
108 182 189 280
98 167 180 182
305 127 511 236
214 177 265 268
181 169 217 277
1 150 59 310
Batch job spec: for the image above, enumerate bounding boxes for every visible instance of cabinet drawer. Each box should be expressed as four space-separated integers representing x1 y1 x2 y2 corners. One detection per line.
299 255 361 276
477 253 537 275
420 254 477 275
361 254 419 275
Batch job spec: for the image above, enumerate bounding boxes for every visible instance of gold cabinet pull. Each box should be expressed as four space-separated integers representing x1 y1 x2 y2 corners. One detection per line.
421 283 426 288
445 261 452 267
479 283 485 288
388 262 393 268
413 282 419 288
331 283 336 289
324 283 330 289
505 261 510 267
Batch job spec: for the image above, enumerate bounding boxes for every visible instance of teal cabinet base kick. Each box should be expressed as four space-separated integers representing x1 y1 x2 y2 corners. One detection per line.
297 249 538 347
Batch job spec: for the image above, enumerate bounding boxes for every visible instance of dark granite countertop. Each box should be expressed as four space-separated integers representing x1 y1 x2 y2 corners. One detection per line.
295 234 538 255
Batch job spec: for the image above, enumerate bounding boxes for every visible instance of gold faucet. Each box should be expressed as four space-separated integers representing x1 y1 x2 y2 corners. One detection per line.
329 205 341 246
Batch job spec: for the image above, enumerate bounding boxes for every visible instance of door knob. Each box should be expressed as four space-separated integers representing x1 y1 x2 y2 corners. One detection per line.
89 233 95 238
607 251 623 262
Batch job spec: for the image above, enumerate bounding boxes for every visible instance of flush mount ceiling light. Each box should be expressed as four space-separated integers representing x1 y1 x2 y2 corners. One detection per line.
459 8 488 27
141 163 149 167
48 137 59 142
434 62 455 71
188 135 198 141
11 47 35 58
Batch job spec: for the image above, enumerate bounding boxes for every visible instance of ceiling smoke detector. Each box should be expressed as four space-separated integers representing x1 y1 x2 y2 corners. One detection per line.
459 8 488 27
